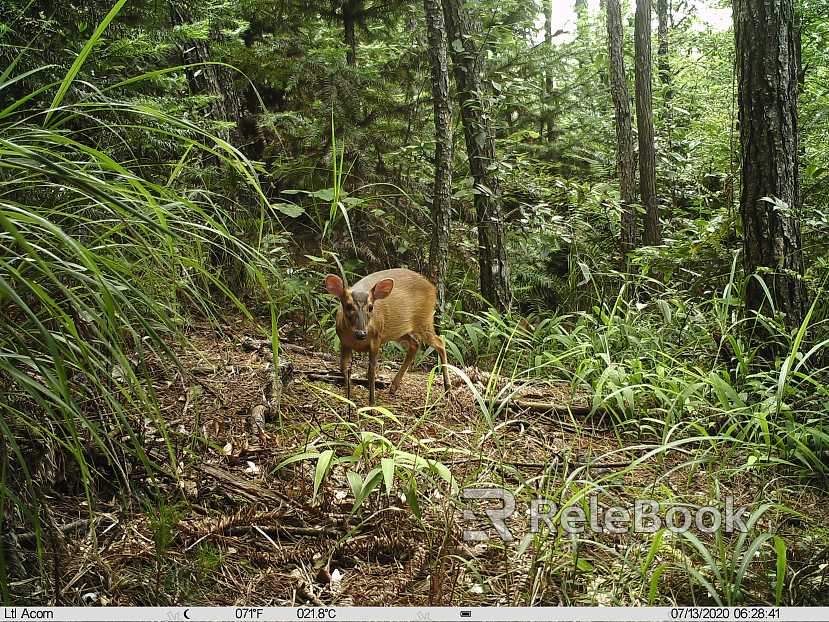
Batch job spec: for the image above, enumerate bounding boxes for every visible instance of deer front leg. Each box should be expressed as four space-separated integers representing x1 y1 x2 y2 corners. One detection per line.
340 346 353 401
368 347 378 406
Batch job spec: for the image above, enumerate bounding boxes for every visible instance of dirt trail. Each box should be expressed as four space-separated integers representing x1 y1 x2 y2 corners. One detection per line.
47 324 829 606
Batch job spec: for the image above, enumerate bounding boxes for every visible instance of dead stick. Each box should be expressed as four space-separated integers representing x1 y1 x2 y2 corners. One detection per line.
496 398 594 416
18 518 93 544
305 372 390 389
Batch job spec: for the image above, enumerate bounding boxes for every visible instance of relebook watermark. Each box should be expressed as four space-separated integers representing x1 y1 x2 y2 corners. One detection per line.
461 488 750 542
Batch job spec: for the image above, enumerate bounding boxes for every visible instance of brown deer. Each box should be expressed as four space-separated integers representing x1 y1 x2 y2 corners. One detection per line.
324 268 450 405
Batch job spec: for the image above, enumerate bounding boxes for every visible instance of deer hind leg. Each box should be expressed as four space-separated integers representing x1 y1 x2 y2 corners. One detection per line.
429 334 450 393
390 335 418 396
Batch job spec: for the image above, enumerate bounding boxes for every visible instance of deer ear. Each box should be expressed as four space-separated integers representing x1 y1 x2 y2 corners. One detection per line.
372 278 395 300
324 274 344 299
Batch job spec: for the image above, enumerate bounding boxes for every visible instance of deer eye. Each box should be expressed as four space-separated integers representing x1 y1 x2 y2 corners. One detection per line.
368 304 374 312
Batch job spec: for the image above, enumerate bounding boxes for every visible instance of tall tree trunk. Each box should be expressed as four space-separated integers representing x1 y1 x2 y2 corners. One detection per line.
634 0 661 245
606 0 638 252
170 2 242 146
656 0 671 92
442 0 511 310
343 3 358 67
657 0 675 212
734 0 807 327
423 0 453 309
169 1 247 288
541 0 552 141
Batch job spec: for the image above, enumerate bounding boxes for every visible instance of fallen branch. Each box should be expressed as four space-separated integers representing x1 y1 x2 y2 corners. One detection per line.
496 397 593 416
145 448 335 526
248 404 268 446
226 524 343 538
18 518 94 544
305 372 390 389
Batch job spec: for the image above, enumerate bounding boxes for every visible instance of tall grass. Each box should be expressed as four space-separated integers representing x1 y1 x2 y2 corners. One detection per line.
0 40 279 602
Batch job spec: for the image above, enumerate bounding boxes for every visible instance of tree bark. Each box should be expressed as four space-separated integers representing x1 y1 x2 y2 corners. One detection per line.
634 0 661 245
541 0 553 141
657 0 675 212
170 0 250 289
606 0 638 252
656 0 671 93
734 0 807 327
423 0 453 309
343 7 358 67
442 0 511 310
169 1 243 147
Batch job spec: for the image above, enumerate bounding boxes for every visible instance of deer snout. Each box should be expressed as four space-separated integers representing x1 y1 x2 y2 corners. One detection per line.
354 329 368 341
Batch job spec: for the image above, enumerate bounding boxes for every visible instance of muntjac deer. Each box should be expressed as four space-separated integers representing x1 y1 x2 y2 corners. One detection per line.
324 268 450 405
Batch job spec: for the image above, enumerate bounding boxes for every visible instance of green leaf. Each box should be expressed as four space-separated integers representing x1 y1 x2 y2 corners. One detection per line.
641 529 665 574
773 535 787 605
451 39 464 53
310 187 336 201
648 564 666 604
346 469 363 499
576 558 594 572
271 202 304 217
353 467 383 510
381 457 395 495
313 449 334 500
405 479 421 519
274 451 319 471
516 533 534 556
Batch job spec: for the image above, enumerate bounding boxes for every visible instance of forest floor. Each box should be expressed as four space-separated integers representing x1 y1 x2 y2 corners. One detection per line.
38 319 829 606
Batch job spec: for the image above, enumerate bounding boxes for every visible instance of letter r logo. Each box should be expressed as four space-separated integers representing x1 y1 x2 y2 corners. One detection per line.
462 488 516 542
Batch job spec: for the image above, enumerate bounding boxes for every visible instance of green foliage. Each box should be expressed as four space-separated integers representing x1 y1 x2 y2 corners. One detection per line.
3 0 829 607
275 399 457 517
0 4 280 595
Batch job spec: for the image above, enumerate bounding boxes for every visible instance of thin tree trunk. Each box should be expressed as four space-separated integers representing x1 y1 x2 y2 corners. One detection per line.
657 0 675 213
170 2 242 146
657 0 671 93
169 1 246 288
344 7 358 67
634 0 661 245
734 0 807 327
606 0 638 252
541 1 552 141
423 0 453 309
442 0 511 310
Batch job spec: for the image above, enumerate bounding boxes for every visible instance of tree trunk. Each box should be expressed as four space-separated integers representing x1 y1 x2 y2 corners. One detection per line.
606 0 638 252
423 0 453 309
169 2 242 147
170 1 248 289
442 0 511 310
344 6 358 67
657 0 676 213
634 0 661 245
734 0 807 327
656 0 671 92
541 0 552 141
